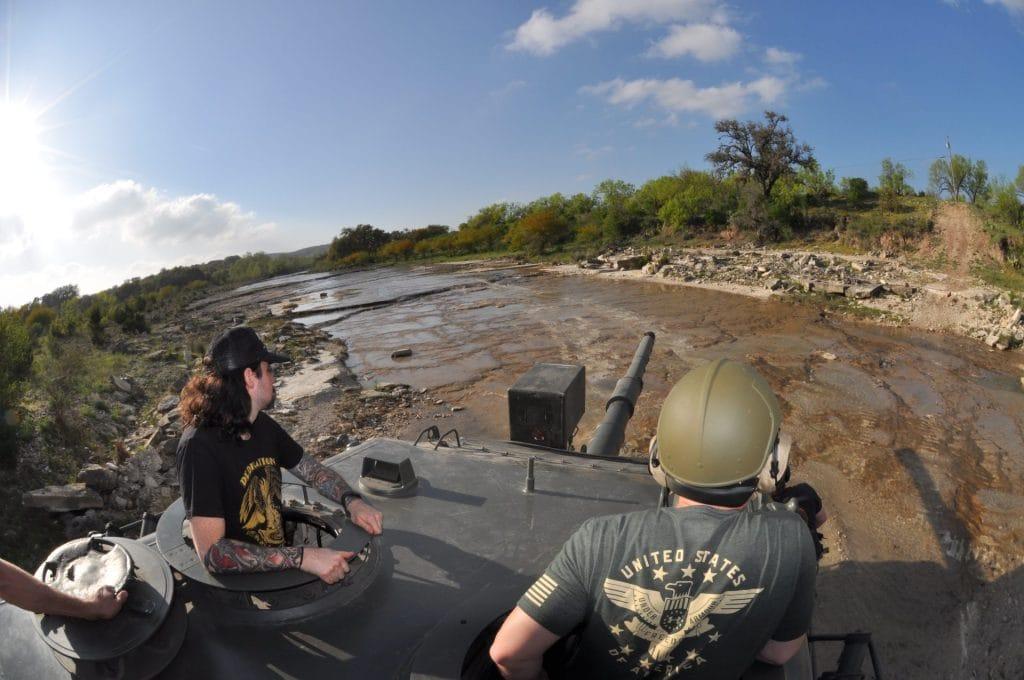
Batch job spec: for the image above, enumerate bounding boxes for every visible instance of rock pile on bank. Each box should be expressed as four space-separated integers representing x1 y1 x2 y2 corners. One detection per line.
577 246 1024 351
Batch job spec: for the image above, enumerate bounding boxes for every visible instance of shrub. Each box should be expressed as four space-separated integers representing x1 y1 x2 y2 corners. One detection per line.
840 177 871 205
25 306 57 336
340 251 371 267
0 310 33 467
380 239 416 260
573 221 604 244
506 209 571 254
112 299 149 334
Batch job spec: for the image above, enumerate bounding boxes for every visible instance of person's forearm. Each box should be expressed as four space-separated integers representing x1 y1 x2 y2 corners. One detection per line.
494 657 547 680
203 539 303 574
291 453 354 504
0 559 92 617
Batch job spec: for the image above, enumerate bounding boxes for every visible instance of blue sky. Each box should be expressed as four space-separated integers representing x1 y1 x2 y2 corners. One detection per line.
1 0 1022 305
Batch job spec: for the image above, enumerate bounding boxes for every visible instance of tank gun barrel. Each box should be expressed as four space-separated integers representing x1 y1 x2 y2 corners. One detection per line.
586 332 655 456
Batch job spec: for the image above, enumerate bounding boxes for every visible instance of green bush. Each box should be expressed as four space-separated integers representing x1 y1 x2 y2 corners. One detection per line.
380 239 415 260
506 209 571 254
25 306 57 336
0 311 33 468
840 177 871 206
340 251 371 267
112 299 149 334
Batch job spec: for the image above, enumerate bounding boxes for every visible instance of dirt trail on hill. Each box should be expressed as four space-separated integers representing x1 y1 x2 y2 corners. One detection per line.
922 203 999 281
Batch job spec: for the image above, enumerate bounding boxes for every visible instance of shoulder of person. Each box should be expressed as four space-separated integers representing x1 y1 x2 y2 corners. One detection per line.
254 411 287 434
751 500 811 531
580 508 662 536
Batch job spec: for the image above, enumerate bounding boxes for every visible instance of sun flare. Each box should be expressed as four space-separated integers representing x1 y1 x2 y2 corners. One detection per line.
0 100 69 243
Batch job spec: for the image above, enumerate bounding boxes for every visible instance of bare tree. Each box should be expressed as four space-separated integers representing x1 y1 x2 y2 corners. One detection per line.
705 111 815 200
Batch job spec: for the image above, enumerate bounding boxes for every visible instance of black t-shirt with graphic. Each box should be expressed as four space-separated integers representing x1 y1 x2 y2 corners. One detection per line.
517 502 816 679
176 412 304 547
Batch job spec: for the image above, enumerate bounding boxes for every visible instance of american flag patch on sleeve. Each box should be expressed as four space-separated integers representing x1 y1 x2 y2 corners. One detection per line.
524 574 558 607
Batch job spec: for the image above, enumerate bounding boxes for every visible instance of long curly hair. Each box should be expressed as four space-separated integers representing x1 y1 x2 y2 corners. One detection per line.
179 357 261 440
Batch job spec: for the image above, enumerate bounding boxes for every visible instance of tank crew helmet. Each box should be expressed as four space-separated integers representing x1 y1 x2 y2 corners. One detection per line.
649 359 783 507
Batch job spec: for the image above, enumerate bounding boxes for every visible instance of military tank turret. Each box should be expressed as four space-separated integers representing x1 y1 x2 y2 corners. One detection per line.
0 334 881 680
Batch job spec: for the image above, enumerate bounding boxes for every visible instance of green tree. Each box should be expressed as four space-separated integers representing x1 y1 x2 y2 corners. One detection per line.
505 209 571 254
929 155 972 201
38 284 79 310
326 225 391 262
87 304 105 346
963 159 989 204
797 161 836 204
656 171 735 233
1015 165 1024 197
840 177 871 206
705 111 815 200
989 180 1023 227
593 179 643 239
879 158 913 196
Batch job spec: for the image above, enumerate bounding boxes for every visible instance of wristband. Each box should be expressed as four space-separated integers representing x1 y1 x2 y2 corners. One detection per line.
340 492 363 512
298 546 305 568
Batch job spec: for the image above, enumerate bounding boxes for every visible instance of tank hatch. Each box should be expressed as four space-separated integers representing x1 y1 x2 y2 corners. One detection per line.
12 535 187 680
156 497 380 626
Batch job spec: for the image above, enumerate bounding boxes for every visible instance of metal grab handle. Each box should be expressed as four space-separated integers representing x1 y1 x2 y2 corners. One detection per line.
435 428 462 449
415 425 441 445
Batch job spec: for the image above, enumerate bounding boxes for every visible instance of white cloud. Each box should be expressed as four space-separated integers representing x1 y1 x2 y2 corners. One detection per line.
764 47 802 66
648 23 741 61
985 0 1024 13
71 180 273 245
508 0 722 55
581 75 787 119
1 179 282 306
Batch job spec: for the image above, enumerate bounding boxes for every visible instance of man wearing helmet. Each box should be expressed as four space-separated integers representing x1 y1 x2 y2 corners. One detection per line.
491 359 818 679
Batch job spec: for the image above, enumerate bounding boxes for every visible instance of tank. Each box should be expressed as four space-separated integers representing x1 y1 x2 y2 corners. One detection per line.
0 334 881 680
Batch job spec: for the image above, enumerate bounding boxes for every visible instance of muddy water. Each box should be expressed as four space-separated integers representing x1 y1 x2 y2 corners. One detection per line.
281 264 1022 677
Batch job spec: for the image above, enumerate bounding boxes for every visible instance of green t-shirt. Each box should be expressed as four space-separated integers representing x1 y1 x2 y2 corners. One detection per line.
517 501 816 679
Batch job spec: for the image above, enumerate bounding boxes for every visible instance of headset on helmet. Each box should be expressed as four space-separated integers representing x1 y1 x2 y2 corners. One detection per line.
650 359 784 508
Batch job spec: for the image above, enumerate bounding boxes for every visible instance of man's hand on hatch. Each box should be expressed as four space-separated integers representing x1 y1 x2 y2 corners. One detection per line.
82 585 129 620
300 548 357 584
347 499 383 535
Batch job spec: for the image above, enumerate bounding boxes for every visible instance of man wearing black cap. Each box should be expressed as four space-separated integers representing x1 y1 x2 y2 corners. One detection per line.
176 326 382 584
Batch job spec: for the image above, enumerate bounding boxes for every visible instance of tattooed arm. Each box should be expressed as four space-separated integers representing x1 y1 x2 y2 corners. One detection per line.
291 452 355 503
191 516 353 583
290 453 383 535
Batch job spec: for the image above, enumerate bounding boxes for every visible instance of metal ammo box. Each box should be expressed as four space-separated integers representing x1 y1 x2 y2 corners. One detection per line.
508 363 585 449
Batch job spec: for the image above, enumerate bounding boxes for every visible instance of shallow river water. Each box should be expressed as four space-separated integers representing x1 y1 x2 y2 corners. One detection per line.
264 263 1023 677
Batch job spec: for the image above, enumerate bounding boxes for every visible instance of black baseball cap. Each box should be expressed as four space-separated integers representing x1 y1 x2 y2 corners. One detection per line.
209 326 291 376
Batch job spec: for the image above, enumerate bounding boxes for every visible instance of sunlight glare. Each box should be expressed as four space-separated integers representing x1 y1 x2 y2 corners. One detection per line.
0 101 69 250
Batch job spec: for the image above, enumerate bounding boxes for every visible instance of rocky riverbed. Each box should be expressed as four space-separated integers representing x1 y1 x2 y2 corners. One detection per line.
20 259 1024 678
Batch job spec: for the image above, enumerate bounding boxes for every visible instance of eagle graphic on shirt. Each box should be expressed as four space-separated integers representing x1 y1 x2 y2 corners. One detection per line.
239 459 285 546
603 578 763 661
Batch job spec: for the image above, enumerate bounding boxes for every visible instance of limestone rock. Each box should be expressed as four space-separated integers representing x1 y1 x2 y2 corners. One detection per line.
845 284 884 300
610 255 648 271
157 395 180 414
77 464 119 492
23 484 104 512
820 282 847 296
